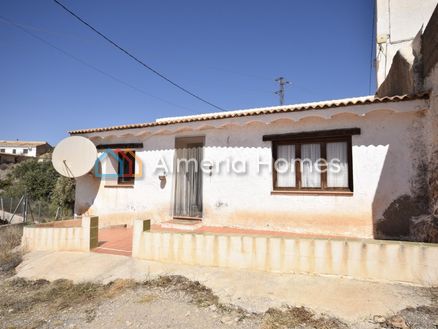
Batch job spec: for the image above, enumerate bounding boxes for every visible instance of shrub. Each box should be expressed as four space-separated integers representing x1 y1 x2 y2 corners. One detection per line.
0 226 23 274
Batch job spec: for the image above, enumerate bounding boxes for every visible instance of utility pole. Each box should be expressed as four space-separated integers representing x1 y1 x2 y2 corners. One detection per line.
275 77 290 105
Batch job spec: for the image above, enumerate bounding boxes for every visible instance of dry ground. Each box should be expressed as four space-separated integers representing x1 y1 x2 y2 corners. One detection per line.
0 276 352 329
1 227 438 329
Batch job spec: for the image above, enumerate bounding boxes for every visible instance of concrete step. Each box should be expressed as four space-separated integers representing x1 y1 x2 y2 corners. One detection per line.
160 219 203 231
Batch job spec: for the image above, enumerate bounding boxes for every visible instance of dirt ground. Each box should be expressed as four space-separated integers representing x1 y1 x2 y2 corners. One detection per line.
1 227 438 329
0 274 353 329
1 272 438 329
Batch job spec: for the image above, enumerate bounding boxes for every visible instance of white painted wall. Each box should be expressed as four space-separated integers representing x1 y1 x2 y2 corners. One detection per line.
0 146 37 156
132 220 438 285
74 99 428 238
375 0 438 86
21 217 98 252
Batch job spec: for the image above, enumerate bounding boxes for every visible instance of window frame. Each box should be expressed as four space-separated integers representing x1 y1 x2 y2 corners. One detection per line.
117 150 136 185
266 129 358 195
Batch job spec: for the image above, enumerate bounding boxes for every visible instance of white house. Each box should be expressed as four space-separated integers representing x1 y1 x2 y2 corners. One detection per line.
70 94 430 239
70 2 438 241
0 140 51 157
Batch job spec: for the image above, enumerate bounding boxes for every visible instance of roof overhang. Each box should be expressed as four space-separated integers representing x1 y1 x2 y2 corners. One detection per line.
69 94 429 140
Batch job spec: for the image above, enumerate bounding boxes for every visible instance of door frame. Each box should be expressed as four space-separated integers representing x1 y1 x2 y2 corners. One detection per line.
173 136 205 220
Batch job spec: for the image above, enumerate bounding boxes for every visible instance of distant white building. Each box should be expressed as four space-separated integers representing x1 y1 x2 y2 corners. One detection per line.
0 141 52 157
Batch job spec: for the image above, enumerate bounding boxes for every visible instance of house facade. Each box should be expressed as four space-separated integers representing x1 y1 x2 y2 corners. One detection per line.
70 2 438 241
0 140 52 164
0 140 51 157
71 94 430 239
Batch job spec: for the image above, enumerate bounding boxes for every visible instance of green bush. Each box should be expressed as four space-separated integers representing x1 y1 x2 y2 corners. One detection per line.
4 160 58 201
1 159 75 218
51 176 75 211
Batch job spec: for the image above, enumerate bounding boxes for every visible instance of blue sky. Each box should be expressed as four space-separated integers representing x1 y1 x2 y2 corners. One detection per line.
0 0 375 145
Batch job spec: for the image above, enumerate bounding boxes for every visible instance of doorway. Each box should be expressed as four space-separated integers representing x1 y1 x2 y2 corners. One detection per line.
173 137 204 219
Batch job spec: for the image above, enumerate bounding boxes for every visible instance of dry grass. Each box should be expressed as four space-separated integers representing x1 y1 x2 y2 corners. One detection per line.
0 277 139 328
0 225 23 274
1 278 104 312
144 275 252 321
0 274 354 328
375 288 438 329
137 293 157 304
260 306 349 329
144 275 220 307
145 276 349 328
105 279 137 298
0 225 22 251
430 286 438 304
2 278 138 310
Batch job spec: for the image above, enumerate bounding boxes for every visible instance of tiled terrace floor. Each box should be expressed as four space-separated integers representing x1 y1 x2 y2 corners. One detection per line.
93 223 350 257
150 224 345 239
93 227 133 256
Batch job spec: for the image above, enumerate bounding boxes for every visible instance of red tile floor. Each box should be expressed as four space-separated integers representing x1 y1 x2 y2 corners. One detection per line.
151 224 345 240
93 223 348 257
93 227 133 256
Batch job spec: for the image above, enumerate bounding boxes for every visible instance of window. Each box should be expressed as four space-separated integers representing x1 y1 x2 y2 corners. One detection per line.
264 129 359 195
117 150 136 185
12 149 16 154
0 149 4 153
23 149 28 154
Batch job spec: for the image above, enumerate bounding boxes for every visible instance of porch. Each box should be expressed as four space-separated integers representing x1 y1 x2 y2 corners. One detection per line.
132 219 438 286
92 222 344 258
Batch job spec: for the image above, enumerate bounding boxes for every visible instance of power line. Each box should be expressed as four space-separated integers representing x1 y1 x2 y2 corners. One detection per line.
53 0 226 112
0 16 192 112
0 18 94 44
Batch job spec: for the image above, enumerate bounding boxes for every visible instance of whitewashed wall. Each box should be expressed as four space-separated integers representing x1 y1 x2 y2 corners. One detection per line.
74 100 427 238
376 0 437 86
0 146 37 156
21 217 99 252
132 220 438 286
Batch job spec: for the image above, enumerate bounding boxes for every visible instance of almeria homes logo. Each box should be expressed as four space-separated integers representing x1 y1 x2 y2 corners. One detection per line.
94 148 345 180
94 149 143 179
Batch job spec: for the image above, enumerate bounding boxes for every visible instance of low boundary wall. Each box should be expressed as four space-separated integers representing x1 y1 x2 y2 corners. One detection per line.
132 219 438 286
22 217 98 252
0 222 25 233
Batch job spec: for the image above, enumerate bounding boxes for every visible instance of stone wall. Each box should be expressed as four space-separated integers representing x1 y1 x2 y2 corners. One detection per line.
375 4 438 241
423 5 438 77
423 5 438 217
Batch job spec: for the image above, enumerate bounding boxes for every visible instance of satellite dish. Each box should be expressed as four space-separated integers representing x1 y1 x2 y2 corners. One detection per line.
52 136 97 178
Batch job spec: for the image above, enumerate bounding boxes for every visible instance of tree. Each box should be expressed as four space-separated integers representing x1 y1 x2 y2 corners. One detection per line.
4 159 58 200
51 176 75 211
1 159 76 220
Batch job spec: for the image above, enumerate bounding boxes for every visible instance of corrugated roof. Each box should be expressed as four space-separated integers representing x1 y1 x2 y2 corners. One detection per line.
0 140 48 148
69 93 429 135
